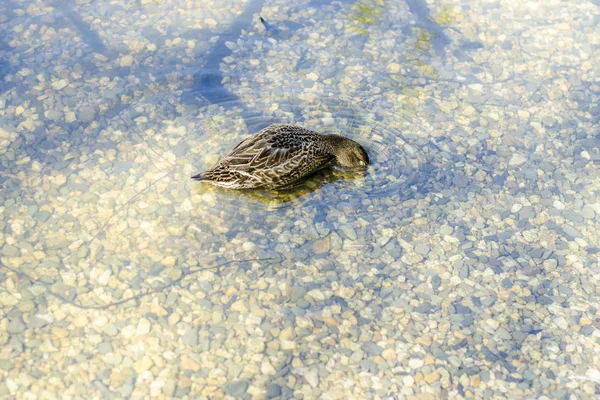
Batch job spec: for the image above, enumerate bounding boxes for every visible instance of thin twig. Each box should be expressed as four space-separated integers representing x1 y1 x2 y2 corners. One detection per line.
86 171 171 244
0 258 274 310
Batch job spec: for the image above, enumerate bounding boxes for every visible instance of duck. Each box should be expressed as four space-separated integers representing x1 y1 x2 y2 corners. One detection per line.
191 123 369 189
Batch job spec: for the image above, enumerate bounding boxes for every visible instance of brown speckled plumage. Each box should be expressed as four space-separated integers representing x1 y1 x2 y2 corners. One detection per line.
192 124 369 189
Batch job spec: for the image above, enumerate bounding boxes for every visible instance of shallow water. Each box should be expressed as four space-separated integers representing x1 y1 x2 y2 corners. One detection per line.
1 0 599 398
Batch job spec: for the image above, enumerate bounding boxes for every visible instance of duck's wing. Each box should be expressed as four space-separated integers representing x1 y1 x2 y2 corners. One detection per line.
222 125 324 171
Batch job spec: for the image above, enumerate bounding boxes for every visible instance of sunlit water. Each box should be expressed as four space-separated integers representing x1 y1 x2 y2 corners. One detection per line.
1 0 599 398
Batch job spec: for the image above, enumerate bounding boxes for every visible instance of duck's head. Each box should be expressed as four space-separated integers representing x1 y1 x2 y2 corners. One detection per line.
329 136 369 168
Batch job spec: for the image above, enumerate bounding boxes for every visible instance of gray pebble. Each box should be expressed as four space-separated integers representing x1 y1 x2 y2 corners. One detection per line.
459 263 470 278
2 244 20 257
518 207 536 219
384 239 403 259
225 380 248 396
481 347 498 362
27 317 47 329
536 296 553 305
562 224 581 239
523 369 536 381
453 173 469 188
93 381 110 396
501 278 513 289
103 323 119 336
290 287 307 302
78 106 96 123
415 302 433 314
265 383 282 398
45 237 70 250
497 230 514 240
496 328 512 340
297 299 310 309
8 317 26 333
113 161 132 174
98 342 113 354
448 355 462 368
414 243 430 256
562 210 584 223
481 296 496 307
339 225 357 240
182 327 199 346
580 325 594 336
580 207 595 219
120 384 134 397
361 358 379 373
361 341 383 356
46 110 62 121
163 379 177 397
454 303 471 314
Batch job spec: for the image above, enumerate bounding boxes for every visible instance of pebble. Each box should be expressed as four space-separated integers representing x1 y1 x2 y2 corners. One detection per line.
52 327 69 339
563 225 581 238
181 327 199 346
312 237 330 254
361 341 383 356
339 225 357 240
414 242 430 256
2 244 20 257
425 371 440 383
266 384 282 398
305 368 320 388
73 315 89 328
27 316 48 329
307 72 319 81
104 324 119 337
225 381 248 396
408 358 424 369
52 79 69 90
181 357 200 372
448 356 462 368
7 318 26 333
120 55 134 67
136 318 151 335
553 317 569 330
387 62 401 73
78 106 96 123
509 153 528 166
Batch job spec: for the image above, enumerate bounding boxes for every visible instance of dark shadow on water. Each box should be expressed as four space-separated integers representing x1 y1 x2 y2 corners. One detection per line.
181 0 268 132
405 0 450 57
60 7 107 53
47 0 109 53
0 47 11 94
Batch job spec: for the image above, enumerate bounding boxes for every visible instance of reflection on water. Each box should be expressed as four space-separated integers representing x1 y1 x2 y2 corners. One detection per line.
1 0 599 398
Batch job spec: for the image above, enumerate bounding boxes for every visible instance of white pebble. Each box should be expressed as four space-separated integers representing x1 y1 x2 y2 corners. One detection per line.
307 72 319 81
136 318 151 335
509 153 527 166
120 55 134 67
305 368 319 388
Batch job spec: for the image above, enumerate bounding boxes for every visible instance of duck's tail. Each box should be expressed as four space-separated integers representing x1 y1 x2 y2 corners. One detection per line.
191 173 207 181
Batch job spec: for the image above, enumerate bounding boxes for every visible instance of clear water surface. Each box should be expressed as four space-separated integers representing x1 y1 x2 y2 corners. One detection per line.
0 0 599 398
